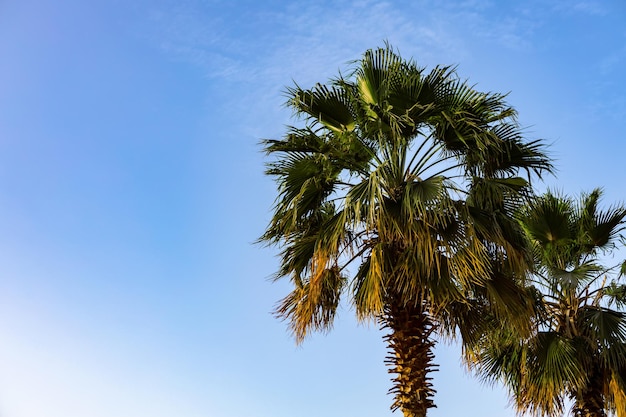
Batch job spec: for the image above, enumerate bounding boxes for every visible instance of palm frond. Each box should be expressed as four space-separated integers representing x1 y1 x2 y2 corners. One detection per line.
546 261 603 292
608 370 626 417
287 83 356 133
274 265 346 343
580 306 626 353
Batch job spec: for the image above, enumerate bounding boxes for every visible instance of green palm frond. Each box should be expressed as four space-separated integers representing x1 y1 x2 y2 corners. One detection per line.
573 188 626 257
521 192 574 246
588 205 626 250
545 261 603 292
515 332 586 416
606 282 626 308
355 46 402 106
580 306 626 350
479 135 552 179
287 83 356 133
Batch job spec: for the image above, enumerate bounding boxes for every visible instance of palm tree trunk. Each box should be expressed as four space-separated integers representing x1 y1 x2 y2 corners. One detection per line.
572 368 606 417
382 300 438 417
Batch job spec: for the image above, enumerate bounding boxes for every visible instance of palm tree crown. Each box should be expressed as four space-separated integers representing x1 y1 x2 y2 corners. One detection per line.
260 45 551 417
473 189 626 417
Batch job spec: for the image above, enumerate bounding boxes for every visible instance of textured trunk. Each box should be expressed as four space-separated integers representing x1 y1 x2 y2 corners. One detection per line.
382 300 438 417
572 369 606 417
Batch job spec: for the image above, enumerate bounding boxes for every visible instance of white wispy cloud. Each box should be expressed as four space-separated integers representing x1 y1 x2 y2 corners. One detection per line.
552 0 608 16
139 0 482 137
139 0 626 133
144 0 469 85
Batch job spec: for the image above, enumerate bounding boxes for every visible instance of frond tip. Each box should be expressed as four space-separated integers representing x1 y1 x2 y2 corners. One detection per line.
274 266 346 343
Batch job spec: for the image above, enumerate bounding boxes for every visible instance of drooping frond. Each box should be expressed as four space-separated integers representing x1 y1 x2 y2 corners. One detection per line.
274 265 347 343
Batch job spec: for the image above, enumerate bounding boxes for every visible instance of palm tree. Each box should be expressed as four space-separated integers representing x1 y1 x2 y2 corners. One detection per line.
260 45 551 417
472 189 626 417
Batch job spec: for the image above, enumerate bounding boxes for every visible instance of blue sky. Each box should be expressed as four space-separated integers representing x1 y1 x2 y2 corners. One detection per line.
0 1 625 416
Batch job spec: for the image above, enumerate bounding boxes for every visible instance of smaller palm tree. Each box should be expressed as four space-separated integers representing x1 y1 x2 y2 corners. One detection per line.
472 189 626 417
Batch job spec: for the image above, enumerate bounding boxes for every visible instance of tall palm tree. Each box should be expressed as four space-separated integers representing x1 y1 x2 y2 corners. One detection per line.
260 45 551 417
472 189 626 417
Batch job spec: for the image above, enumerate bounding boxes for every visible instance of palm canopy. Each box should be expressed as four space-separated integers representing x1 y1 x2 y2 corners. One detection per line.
472 189 626 417
260 45 551 416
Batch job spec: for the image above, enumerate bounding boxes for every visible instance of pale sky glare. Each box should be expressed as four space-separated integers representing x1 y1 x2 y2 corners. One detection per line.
1 1 625 417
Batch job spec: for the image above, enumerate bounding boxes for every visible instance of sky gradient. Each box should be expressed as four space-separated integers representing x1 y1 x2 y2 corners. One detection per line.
1 1 625 416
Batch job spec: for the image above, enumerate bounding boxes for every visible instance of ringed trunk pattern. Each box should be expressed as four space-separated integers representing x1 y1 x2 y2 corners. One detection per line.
382 300 438 417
